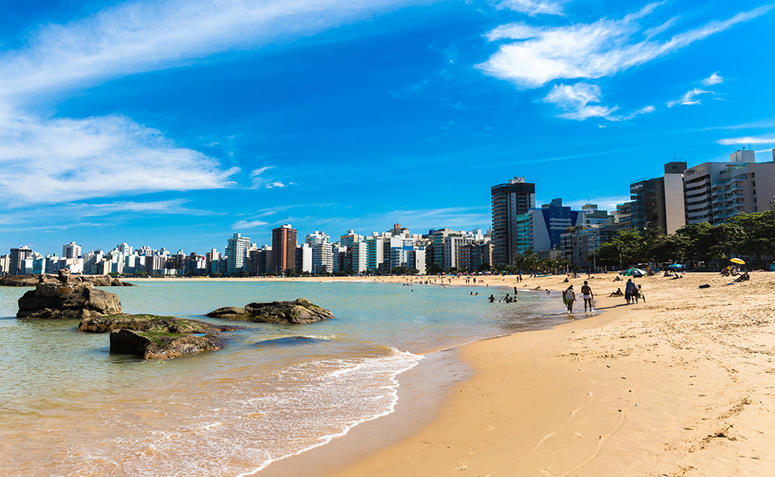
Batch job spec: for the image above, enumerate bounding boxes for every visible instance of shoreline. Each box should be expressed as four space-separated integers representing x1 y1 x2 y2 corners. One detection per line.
250 271 775 476
326 272 775 476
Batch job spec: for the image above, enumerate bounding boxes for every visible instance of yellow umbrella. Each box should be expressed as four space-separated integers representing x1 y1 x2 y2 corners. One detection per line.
730 258 745 265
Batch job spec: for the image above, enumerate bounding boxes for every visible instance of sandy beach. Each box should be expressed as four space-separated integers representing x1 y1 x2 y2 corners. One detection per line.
128 272 775 475
303 271 773 476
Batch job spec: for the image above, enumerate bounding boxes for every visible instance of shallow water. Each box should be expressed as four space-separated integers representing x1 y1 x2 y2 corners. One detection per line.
0 280 563 476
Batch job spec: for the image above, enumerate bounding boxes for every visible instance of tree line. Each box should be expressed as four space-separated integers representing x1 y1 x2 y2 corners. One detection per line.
596 210 775 270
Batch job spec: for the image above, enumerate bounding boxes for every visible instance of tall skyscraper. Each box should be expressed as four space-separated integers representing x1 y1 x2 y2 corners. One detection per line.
491 177 535 266
225 233 250 275
272 224 297 274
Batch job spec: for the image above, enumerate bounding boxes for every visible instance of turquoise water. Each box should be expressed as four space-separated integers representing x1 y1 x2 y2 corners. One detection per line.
0 280 561 476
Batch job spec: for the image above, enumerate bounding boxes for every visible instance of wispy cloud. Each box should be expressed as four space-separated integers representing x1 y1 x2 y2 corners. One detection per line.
702 72 724 86
68 199 215 216
0 107 239 206
249 166 294 189
232 219 269 229
0 0 426 101
717 135 775 146
542 83 656 121
478 4 773 89
542 83 618 120
494 0 566 16
667 88 711 107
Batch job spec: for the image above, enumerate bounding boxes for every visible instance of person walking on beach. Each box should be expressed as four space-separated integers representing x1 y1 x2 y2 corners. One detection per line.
563 285 575 313
581 281 594 312
625 279 637 304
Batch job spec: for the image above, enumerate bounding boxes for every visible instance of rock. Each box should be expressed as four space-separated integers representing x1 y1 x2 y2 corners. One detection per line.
17 282 123 319
78 314 241 334
207 298 335 325
110 329 224 360
205 307 247 319
0 274 135 287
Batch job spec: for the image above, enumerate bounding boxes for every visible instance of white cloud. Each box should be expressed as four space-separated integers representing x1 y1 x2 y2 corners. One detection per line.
0 107 238 205
542 83 618 120
702 72 724 86
717 135 775 146
232 219 269 229
250 166 274 178
643 15 680 39
0 0 426 102
249 166 293 189
495 0 566 16
479 4 773 89
667 88 711 107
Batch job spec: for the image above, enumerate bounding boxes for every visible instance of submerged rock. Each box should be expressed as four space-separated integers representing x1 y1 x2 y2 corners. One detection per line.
206 298 335 325
110 329 224 360
17 282 123 319
78 314 241 334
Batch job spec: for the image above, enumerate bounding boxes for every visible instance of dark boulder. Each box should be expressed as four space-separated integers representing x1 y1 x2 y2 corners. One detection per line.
110 329 224 360
17 282 123 319
207 298 335 325
78 313 241 334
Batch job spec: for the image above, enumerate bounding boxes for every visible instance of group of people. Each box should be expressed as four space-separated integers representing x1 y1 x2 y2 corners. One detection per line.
562 281 594 313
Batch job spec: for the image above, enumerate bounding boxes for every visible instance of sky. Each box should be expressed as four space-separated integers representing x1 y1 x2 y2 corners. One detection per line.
1 0 774 255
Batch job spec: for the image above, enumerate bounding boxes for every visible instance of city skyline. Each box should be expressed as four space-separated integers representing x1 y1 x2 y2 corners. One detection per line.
1 0 774 254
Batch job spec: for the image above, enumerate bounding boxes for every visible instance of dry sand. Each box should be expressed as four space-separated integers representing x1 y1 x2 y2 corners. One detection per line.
323 271 775 476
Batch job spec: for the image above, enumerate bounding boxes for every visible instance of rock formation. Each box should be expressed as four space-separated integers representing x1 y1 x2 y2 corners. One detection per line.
0 274 134 287
79 314 242 360
207 298 335 324
78 314 241 334
17 282 123 319
110 329 224 360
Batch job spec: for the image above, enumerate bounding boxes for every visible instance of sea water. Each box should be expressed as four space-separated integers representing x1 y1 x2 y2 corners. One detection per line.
0 280 562 476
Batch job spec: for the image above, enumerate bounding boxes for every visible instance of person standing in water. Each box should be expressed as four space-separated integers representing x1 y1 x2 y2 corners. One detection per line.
581 280 594 312
563 285 576 313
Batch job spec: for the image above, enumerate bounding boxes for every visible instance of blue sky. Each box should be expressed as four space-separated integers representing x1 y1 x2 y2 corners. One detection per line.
1 0 774 255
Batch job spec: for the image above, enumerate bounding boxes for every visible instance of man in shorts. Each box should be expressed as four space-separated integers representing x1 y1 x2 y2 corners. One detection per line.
581 280 594 312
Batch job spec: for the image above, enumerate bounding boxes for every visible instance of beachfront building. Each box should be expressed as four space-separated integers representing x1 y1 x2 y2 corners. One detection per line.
615 201 634 229
514 199 584 257
352 241 368 273
339 230 361 248
628 161 687 234
560 223 626 269
294 244 312 274
62 242 81 259
429 228 458 269
305 231 329 246
710 160 775 223
225 233 251 275
491 177 536 266
272 224 297 275
443 235 466 270
684 152 752 225
8 246 32 275
365 236 383 271
580 204 612 226
312 242 333 274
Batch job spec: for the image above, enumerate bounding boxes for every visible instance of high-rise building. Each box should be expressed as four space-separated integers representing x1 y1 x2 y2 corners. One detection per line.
225 233 251 275
628 161 687 234
312 243 333 274
9 246 32 275
305 231 329 246
272 224 297 274
685 152 753 225
62 242 82 259
711 160 775 222
491 177 536 266
514 199 584 256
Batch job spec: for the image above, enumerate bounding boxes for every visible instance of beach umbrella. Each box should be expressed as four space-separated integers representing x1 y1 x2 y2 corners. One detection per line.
667 263 683 269
730 258 745 265
622 267 646 277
